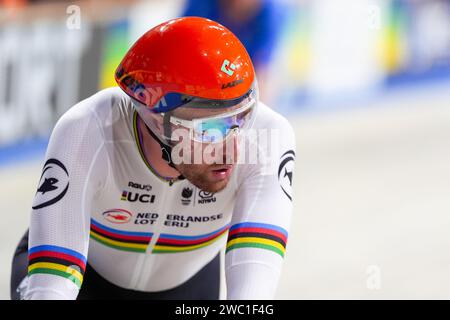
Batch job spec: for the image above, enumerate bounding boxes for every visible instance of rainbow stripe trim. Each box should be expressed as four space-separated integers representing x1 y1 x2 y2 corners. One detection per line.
28 245 87 289
90 219 152 253
226 222 288 258
153 224 230 253
133 111 179 183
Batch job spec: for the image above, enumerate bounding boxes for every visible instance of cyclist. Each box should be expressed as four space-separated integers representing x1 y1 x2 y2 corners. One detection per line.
10 17 296 300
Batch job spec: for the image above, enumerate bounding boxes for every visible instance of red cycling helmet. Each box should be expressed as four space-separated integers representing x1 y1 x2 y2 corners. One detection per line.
115 16 258 154
115 16 256 112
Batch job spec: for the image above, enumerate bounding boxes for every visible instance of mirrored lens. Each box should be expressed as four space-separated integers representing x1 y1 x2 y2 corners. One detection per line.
192 104 255 143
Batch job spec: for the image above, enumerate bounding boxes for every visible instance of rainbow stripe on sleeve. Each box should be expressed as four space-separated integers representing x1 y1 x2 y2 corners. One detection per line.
28 245 87 289
153 224 230 253
226 222 288 258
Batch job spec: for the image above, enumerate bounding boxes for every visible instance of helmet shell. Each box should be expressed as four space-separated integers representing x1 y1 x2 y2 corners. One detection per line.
115 17 255 109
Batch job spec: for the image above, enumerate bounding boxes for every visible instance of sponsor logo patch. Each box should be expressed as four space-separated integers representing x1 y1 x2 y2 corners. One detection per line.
134 212 159 225
221 59 236 76
222 78 244 89
181 187 193 206
121 191 156 203
128 181 152 192
102 209 133 224
32 158 69 210
278 150 295 201
198 191 216 204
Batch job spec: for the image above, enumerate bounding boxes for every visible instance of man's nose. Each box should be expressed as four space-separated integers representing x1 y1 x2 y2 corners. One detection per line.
221 133 239 164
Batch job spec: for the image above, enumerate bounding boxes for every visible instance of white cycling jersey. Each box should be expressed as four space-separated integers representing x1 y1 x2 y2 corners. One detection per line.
25 87 296 300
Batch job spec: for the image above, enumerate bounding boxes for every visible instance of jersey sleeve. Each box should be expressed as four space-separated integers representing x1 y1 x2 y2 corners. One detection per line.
25 99 109 300
225 113 296 300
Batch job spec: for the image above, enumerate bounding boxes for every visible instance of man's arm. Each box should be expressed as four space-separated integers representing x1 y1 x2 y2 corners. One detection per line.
26 98 108 299
226 112 296 299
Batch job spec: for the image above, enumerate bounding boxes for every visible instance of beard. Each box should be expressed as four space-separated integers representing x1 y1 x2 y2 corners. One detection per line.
172 135 239 193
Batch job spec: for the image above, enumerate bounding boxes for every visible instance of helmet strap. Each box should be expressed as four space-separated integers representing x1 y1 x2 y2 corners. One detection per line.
144 121 185 181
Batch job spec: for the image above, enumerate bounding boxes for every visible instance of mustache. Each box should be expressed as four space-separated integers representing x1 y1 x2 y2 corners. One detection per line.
209 164 234 170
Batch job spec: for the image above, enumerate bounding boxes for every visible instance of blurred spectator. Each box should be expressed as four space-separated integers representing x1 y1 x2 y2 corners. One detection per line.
182 0 286 105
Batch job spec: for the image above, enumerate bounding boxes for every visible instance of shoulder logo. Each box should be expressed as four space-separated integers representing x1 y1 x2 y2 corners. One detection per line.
37 177 58 194
278 150 295 201
221 59 236 76
32 158 69 210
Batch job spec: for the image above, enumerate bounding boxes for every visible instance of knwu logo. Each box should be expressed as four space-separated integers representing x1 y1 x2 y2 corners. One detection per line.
198 191 216 204
121 191 155 203
221 59 236 76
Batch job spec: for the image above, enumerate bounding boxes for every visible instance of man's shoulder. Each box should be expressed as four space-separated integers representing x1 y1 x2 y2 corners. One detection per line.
253 101 294 134
52 87 130 140
57 87 129 129
62 87 127 120
234 102 296 180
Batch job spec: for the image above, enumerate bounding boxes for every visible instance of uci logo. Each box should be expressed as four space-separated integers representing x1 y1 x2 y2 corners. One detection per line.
221 59 236 76
121 191 156 203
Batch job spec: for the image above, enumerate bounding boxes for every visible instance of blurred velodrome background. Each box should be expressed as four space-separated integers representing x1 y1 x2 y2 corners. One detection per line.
1 0 450 299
